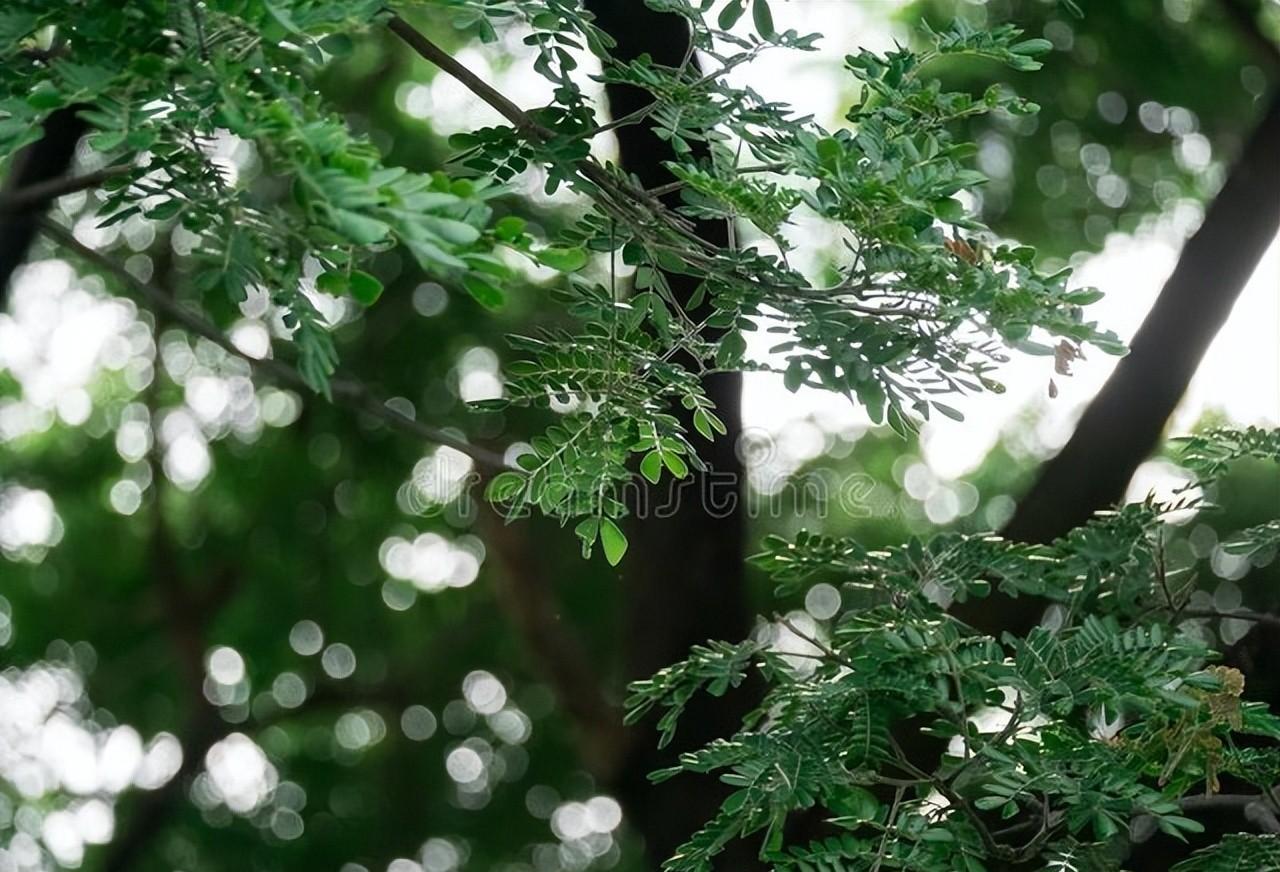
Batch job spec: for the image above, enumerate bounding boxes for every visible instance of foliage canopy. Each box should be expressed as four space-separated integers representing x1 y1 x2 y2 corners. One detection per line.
1 1 1278 871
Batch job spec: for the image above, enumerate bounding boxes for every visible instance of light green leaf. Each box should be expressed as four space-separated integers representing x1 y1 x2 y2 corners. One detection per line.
463 275 505 309
535 247 589 272
348 271 383 306
640 451 663 484
316 271 348 296
599 517 628 566
331 209 391 245
574 518 599 559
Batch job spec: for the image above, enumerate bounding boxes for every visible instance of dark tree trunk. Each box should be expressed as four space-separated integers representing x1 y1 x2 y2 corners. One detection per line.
1004 90 1280 546
582 2 756 867
0 106 85 304
953 90 1280 640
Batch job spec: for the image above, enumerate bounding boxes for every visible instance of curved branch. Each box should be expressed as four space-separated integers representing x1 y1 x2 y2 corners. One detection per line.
949 92 1280 640
1003 90 1280 548
39 220 509 472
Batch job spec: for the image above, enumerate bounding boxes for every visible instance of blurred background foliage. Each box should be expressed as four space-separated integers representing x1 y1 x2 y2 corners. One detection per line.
909 0 1278 260
1 1 1278 871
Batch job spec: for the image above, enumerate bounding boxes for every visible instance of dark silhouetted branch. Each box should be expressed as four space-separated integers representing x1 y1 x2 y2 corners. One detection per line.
950 92 1280 641
581 3 754 869
1004 90 1280 548
0 106 86 306
1182 608 1280 631
0 166 129 213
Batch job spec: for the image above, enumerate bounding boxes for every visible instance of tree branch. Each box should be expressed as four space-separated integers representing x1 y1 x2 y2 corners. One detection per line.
1003 90 1280 549
386 14 550 139
1181 608 1280 631
0 106 86 306
385 12 715 255
952 91 1280 640
0 166 129 213
39 220 510 472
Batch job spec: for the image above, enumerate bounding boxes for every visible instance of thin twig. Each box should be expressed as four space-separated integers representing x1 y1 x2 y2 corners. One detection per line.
40 220 510 471
777 615 856 670
871 786 905 872
386 12 718 256
644 162 789 198
386 15 546 136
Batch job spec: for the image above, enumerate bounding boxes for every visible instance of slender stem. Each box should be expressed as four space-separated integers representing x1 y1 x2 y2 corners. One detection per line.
572 101 660 141
385 12 718 258
777 615 856 670
870 786 905 872
386 14 548 138
645 163 789 198
40 220 510 471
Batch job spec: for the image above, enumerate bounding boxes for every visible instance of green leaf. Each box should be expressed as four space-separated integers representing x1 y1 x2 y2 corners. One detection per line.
692 409 717 440
419 215 481 245
89 130 127 151
316 271 348 296
640 451 664 484
27 82 64 110
486 471 525 502
599 517 628 566
815 137 842 170
1010 38 1054 56
783 358 806 393
663 452 689 479
348 271 384 306
855 379 887 423
494 215 526 242
535 247 589 272
145 199 184 221
751 0 775 38
1064 288 1105 305
331 209 391 245
318 33 354 55
463 275 505 309
717 0 746 30
933 402 964 422
717 332 747 368
574 518 599 559
931 197 967 223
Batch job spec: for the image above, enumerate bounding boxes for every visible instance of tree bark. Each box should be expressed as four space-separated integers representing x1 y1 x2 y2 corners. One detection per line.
0 106 85 305
582 2 756 867
952 90 1280 640
1005 91 1280 546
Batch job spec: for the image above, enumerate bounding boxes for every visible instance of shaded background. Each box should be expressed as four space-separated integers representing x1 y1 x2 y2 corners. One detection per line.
1 1 1278 871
